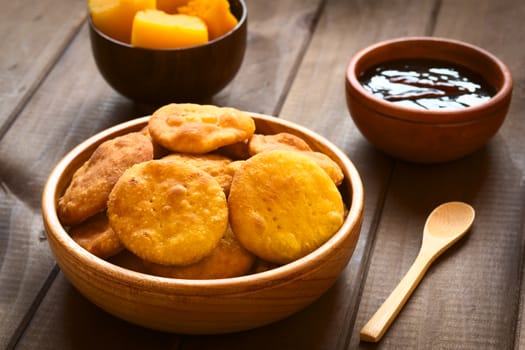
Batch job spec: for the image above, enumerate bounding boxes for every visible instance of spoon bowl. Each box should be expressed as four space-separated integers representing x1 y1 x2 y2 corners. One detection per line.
360 201 475 342
422 201 476 256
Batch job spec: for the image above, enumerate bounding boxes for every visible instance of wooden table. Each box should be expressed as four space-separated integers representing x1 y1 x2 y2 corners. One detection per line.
2 0 524 348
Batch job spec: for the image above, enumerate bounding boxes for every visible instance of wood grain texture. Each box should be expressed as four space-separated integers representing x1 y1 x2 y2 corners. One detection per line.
0 0 86 134
0 8 156 350
0 1 86 347
2 0 524 349
1 0 339 349
15 273 178 350
352 0 525 348
212 0 325 115
359 202 475 342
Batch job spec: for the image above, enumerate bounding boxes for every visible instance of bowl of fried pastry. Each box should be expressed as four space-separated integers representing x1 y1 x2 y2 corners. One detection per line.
42 103 364 334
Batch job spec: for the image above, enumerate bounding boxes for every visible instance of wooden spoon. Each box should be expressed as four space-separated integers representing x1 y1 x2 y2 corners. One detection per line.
360 201 475 342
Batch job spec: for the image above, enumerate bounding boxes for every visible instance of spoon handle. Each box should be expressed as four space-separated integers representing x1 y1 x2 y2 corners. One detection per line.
360 248 435 342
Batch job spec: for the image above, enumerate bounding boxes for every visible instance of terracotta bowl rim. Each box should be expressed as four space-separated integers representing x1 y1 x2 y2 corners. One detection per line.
87 0 247 52
41 114 364 295
345 36 513 124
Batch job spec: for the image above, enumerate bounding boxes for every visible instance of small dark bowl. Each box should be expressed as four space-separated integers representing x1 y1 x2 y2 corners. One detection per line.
89 0 247 105
345 37 513 163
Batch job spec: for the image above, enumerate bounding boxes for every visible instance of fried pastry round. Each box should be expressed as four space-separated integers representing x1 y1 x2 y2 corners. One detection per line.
248 132 312 155
162 153 234 194
69 212 123 259
148 103 255 154
144 226 255 279
228 150 345 264
247 133 343 185
298 151 344 185
58 131 154 226
107 160 228 266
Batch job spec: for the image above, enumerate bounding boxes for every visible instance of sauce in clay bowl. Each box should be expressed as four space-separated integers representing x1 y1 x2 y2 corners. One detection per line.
345 37 513 163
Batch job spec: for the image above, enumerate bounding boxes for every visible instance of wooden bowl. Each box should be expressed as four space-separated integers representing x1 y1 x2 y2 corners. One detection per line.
41 114 364 334
345 37 513 163
88 0 247 105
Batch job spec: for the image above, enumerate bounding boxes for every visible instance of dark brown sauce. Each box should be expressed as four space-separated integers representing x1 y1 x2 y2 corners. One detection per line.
359 59 495 110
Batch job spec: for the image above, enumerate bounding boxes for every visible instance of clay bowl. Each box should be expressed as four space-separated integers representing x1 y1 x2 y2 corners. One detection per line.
345 36 513 163
88 0 247 105
41 114 364 334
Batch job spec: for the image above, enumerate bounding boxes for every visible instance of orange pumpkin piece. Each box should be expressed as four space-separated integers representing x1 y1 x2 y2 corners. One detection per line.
88 0 156 43
178 0 238 40
131 10 208 49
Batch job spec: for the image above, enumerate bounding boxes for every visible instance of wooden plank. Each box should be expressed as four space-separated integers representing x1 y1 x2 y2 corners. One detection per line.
0 21 174 348
0 24 126 350
15 273 179 350
0 0 86 133
0 0 86 347
213 0 326 115
5 0 523 349
353 156 524 349
435 4 525 347
180 1 437 349
5 0 331 349
0 21 173 349
0 4 154 347
351 0 525 348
